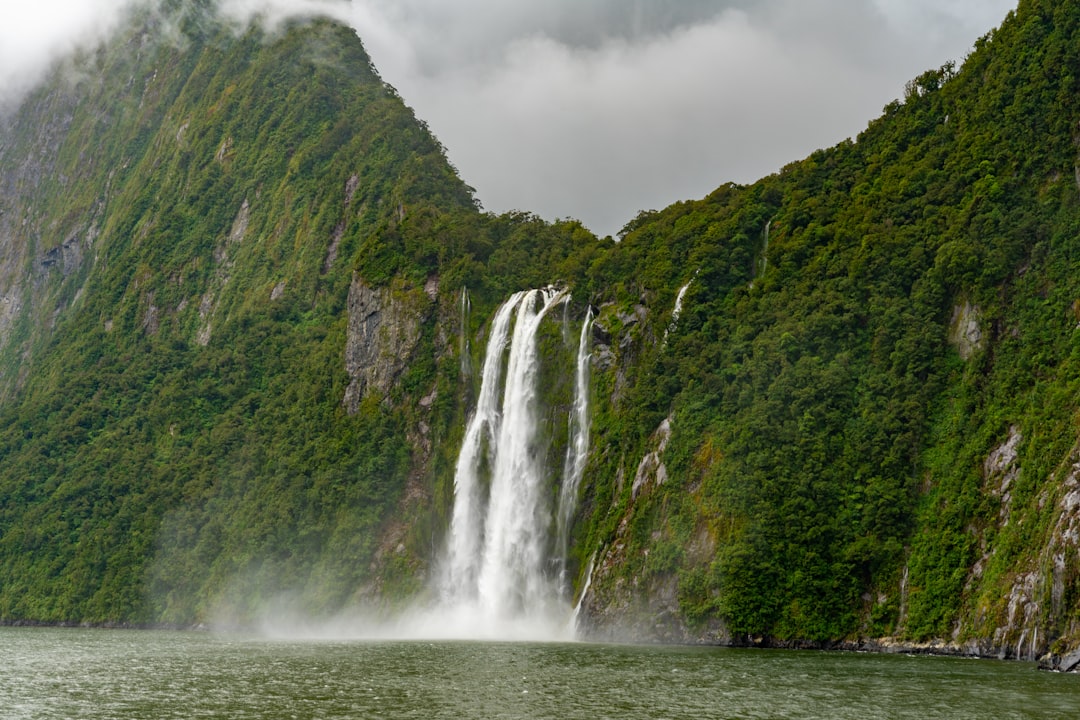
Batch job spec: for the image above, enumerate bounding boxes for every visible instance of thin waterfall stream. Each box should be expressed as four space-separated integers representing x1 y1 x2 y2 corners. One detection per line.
557 305 593 595
459 287 472 379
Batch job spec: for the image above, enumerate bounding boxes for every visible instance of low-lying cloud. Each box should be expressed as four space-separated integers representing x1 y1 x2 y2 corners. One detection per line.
2 0 1018 235
0 0 136 107
351 0 1018 235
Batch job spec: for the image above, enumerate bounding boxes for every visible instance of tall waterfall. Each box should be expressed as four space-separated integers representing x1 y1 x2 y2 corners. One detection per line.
439 287 592 638
442 291 525 603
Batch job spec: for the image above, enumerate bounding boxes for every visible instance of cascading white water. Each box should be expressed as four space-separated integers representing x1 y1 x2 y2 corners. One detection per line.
437 287 593 638
665 276 694 340
556 306 593 593
571 552 597 631
671 282 691 325
476 288 567 618
442 291 526 603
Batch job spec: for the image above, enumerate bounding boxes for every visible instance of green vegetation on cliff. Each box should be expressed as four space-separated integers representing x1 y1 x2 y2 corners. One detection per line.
575 0 1080 654
0 3 602 624
2 0 1080 662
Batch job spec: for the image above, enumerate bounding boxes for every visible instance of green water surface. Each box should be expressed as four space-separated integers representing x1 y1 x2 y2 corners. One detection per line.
2 627 1076 719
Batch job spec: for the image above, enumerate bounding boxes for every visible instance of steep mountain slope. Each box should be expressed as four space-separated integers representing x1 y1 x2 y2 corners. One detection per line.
573 0 1080 664
0 3 601 625
4 0 1080 669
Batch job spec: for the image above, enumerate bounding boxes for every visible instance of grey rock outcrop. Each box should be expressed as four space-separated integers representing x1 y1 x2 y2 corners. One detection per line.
948 300 984 360
342 273 428 414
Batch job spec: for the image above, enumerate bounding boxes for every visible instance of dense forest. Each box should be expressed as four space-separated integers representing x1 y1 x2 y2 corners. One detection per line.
2 0 1080 667
575 0 1080 660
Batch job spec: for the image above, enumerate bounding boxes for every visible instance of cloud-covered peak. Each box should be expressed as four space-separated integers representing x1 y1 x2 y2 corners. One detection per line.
1 0 1019 236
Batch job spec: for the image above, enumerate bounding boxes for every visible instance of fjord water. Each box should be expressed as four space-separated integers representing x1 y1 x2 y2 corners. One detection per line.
5 628 1079 719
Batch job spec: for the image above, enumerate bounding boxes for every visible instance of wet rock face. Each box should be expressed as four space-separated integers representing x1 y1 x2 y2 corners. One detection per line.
0 220 29 348
342 273 424 414
948 301 984 360
632 416 672 500
0 86 87 384
1040 647 1080 672
964 432 1080 667
37 232 86 278
576 414 732 646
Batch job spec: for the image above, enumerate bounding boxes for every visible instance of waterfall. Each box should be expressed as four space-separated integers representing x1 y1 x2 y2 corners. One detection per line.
671 281 691 326
665 274 695 340
571 552 596 633
459 287 472 379
439 287 596 637
750 219 772 289
556 306 593 593
477 287 567 617
442 291 526 603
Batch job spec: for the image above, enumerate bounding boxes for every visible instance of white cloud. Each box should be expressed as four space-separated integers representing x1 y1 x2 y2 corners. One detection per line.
0 0 1020 236
872 0 1017 43
0 1 137 106
350 0 1018 234
391 12 874 232
217 0 352 31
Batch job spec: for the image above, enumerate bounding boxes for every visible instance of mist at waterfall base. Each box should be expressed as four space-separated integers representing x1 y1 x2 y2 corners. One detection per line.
248 288 594 643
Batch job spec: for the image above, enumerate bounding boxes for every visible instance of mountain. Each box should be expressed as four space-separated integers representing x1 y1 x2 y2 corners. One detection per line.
2 0 1080 668
575 0 1080 664
0 2 601 625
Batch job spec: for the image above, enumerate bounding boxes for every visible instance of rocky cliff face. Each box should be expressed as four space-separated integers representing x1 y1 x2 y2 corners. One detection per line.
959 428 1080 664
342 274 432 414
0 81 97 394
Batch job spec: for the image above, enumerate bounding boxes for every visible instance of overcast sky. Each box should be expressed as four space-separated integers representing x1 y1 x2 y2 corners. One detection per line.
1 0 1018 236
